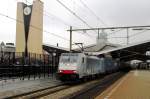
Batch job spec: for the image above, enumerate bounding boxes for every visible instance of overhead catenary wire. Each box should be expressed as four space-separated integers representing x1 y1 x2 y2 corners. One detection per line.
107 37 127 39
23 0 89 38
55 0 98 36
56 0 92 29
0 11 91 49
130 30 149 38
14 0 143 46
0 12 69 42
106 29 127 43
21 0 96 39
107 29 125 36
79 0 107 26
71 0 128 39
69 25 150 31
20 0 71 26
69 25 150 44
43 12 96 39
108 29 150 43
63 0 105 38
14 0 96 45
17 0 150 45
13 0 96 50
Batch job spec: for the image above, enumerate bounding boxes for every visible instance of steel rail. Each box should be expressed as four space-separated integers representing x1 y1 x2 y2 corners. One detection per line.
4 83 68 99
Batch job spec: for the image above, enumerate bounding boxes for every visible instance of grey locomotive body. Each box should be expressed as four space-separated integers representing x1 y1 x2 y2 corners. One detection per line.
58 53 118 81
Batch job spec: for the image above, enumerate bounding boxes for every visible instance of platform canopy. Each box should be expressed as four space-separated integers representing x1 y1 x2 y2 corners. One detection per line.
87 39 150 61
69 25 150 62
43 44 69 54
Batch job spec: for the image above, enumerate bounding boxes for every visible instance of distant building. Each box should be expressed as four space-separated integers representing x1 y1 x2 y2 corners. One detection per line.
0 42 15 52
4 43 15 52
16 0 43 56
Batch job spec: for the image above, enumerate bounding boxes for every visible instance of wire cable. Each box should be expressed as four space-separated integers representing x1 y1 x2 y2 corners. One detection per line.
22 0 96 39
130 30 149 38
56 0 98 36
56 0 92 28
79 0 107 26
0 12 69 42
0 12 94 49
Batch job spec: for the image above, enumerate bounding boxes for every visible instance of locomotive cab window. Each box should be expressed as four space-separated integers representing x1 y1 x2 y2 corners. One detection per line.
60 53 78 64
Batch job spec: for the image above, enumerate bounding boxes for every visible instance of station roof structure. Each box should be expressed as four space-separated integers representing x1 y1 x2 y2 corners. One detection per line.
43 44 69 54
75 43 121 52
87 39 150 61
70 25 150 62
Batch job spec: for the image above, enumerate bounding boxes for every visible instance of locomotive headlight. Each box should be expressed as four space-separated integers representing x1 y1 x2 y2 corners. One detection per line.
59 70 62 73
73 70 77 73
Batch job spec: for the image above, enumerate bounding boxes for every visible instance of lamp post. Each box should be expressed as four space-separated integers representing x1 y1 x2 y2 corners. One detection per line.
52 50 56 74
53 51 56 67
0 45 2 63
1 42 5 63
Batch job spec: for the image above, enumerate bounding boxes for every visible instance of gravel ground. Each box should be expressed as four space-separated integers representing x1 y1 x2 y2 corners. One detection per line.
40 72 122 99
39 79 100 99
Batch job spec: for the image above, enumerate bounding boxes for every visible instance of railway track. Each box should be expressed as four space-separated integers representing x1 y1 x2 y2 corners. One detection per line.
64 71 128 99
40 71 128 99
4 83 70 99
5 71 128 99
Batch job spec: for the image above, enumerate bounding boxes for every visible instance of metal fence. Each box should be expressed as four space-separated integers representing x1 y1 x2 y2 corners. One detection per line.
0 52 60 81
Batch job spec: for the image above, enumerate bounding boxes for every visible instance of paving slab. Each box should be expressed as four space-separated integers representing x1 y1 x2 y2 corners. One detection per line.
0 76 61 98
96 70 150 99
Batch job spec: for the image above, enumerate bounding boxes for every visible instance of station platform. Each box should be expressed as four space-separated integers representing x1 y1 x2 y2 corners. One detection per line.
96 70 150 99
0 76 61 98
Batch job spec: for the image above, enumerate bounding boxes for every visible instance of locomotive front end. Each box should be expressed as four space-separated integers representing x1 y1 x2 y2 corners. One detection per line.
58 53 79 81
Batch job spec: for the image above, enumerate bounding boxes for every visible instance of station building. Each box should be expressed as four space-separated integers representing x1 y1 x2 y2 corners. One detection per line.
16 0 43 56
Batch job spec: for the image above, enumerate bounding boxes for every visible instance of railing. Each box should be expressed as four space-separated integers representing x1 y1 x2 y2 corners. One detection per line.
0 52 60 81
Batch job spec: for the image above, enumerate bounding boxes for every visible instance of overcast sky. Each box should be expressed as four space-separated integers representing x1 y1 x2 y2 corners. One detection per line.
0 0 150 48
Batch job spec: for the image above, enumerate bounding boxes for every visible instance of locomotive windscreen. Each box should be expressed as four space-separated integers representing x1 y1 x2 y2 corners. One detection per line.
60 53 78 64
61 53 78 56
